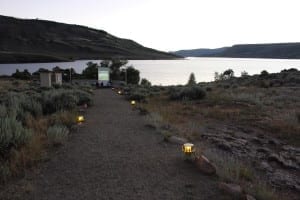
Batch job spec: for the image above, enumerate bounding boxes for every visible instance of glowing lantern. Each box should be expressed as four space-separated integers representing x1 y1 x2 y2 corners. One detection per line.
131 100 136 106
118 90 122 95
182 143 195 156
77 115 85 123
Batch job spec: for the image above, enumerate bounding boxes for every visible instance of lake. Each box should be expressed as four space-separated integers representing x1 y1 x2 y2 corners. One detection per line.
1 57 300 85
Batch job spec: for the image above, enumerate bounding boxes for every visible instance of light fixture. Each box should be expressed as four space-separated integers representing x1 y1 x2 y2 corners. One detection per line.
131 100 136 106
182 143 195 156
118 90 122 95
77 115 85 123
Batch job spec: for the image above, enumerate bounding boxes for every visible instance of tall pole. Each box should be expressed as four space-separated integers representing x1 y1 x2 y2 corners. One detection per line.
125 68 127 85
70 67 72 83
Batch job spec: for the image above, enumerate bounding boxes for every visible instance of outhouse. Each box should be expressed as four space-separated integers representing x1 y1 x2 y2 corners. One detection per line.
40 71 52 87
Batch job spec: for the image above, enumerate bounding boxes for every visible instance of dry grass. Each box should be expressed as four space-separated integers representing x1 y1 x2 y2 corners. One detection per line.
142 86 300 146
204 148 278 200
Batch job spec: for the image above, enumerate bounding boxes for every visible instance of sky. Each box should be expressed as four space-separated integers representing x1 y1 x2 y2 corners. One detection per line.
1 0 300 51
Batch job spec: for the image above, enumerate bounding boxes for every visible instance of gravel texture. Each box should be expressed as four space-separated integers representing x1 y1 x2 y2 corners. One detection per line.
22 89 222 200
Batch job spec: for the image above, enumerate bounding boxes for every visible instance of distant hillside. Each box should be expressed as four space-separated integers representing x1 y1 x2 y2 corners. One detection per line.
173 43 300 59
170 47 228 57
0 15 180 63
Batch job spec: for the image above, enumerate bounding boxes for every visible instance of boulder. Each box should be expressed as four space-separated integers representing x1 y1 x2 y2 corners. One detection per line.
167 136 188 145
218 182 243 198
194 155 216 175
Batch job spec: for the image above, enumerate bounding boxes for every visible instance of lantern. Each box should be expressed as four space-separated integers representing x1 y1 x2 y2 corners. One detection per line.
118 90 122 95
77 115 85 123
131 100 136 106
182 143 195 155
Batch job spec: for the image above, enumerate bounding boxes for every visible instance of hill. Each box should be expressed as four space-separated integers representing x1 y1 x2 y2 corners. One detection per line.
0 15 180 63
173 43 300 59
170 47 228 57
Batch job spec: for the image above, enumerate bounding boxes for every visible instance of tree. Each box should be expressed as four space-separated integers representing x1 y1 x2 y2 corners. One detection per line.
109 59 128 80
214 72 220 81
187 73 196 85
11 69 31 80
126 67 140 84
140 78 151 87
62 68 77 81
260 70 269 77
82 62 99 79
223 69 234 79
241 71 249 77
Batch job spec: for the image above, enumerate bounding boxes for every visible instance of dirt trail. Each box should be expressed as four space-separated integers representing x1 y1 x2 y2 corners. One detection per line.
24 89 221 200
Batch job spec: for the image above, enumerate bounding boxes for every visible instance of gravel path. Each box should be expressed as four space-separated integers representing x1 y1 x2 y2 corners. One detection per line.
25 89 222 200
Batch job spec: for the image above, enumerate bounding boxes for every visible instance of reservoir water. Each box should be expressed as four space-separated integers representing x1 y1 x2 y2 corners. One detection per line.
0 57 300 85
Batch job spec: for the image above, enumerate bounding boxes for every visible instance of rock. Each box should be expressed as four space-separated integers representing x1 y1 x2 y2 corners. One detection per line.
194 155 216 175
245 194 256 200
282 145 300 153
218 182 243 198
268 153 299 169
256 147 271 153
270 169 299 190
217 141 232 151
167 136 188 145
251 137 263 144
268 153 281 162
268 138 280 145
259 161 273 172
144 124 156 130
295 184 300 192
235 138 248 146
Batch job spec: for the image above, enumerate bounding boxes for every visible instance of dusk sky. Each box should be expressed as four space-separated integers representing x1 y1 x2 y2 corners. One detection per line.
1 0 300 51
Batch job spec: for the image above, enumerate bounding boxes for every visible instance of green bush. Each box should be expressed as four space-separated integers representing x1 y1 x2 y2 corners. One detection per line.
4 92 42 121
47 124 69 145
0 117 32 152
73 90 92 106
42 89 78 114
42 89 92 114
169 86 206 100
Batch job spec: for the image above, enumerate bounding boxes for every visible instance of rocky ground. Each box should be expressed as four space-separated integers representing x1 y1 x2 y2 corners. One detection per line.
200 123 300 193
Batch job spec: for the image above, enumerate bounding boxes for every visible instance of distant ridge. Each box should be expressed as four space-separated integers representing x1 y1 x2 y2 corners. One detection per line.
172 43 300 59
0 15 180 63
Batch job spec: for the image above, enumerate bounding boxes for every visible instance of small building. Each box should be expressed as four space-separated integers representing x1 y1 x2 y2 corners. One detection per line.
40 71 52 87
53 72 62 85
98 67 110 87
40 68 63 87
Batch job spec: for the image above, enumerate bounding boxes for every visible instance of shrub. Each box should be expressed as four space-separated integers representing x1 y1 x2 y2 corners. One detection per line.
42 89 92 114
47 125 69 145
187 73 196 85
260 70 269 77
140 78 152 87
0 105 7 118
49 111 77 128
169 86 206 101
42 89 78 114
73 90 92 106
4 92 42 121
0 117 32 153
0 162 11 183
